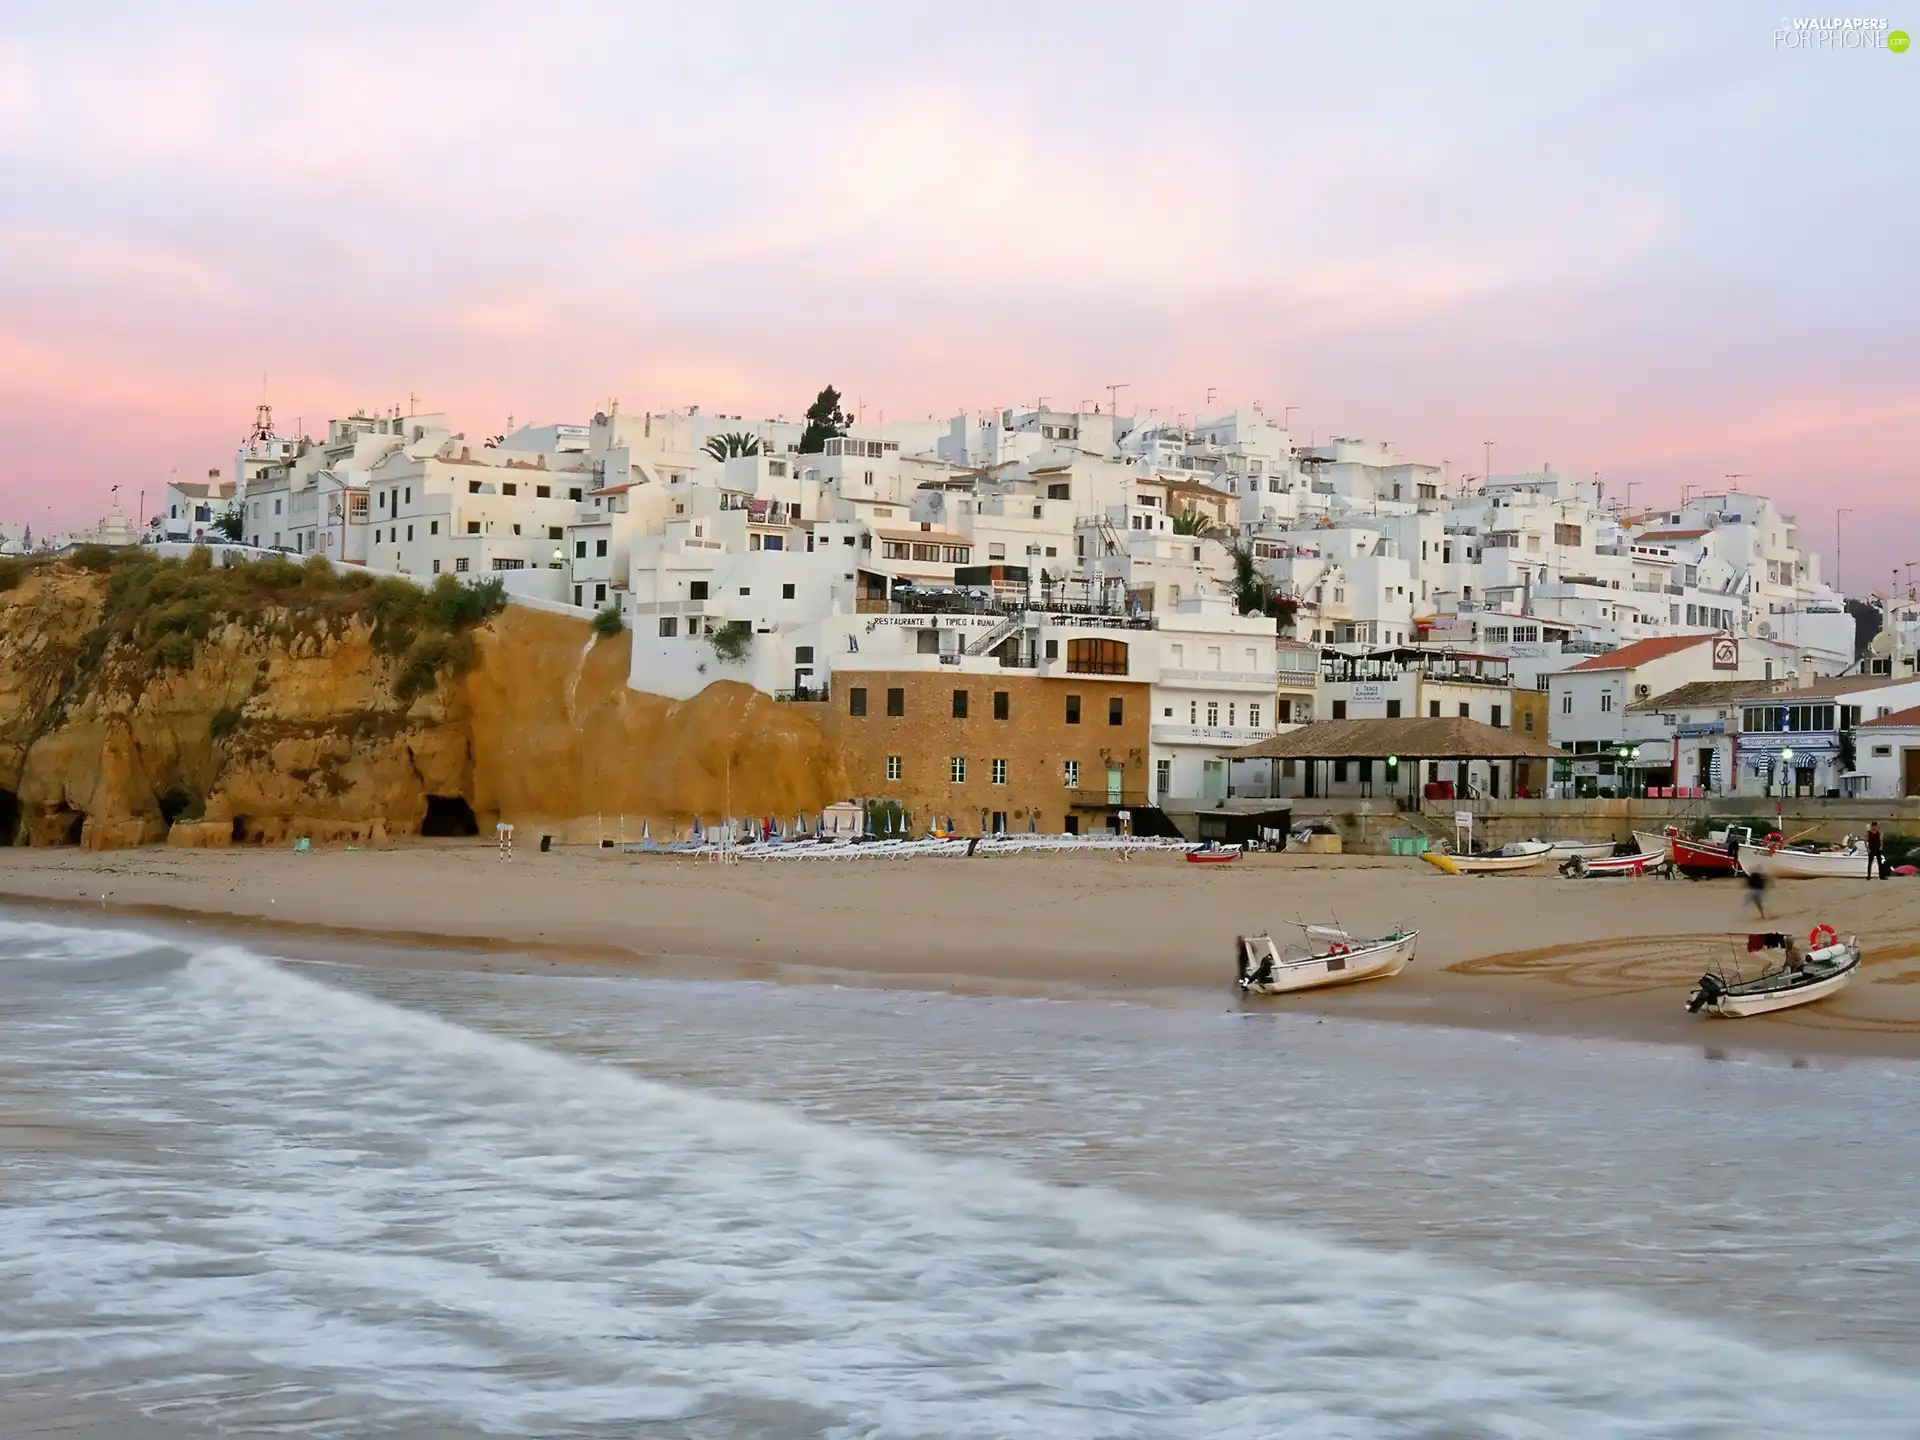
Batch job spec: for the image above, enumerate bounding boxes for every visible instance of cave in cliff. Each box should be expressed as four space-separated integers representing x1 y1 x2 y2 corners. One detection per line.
0 789 18 846
420 795 479 838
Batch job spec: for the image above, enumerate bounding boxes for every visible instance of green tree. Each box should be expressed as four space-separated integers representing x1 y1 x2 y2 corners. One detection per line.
211 505 244 543
798 385 850 454
702 431 764 461
1229 545 1268 616
1170 510 1216 538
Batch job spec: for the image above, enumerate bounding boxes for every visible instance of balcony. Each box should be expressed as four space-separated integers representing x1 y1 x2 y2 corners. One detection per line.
1150 723 1271 747
774 686 829 703
1159 668 1275 689
1067 788 1152 809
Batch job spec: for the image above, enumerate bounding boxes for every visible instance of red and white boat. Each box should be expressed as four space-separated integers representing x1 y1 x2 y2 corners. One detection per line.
1561 850 1668 878
1186 844 1240 865
1638 826 1751 878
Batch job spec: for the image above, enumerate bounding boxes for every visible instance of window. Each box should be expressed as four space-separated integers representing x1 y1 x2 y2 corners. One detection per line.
950 756 967 783
536 485 550 498
1334 760 1349 783
469 481 482 494
1108 697 1123 726
659 617 678 637
1156 758 1171 795
796 646 814 664
431 559 441 574
430 520 440 535
953 690 969 719
406 524 414 541
782 583 795 600
569 488 582 502
738 587 750 596
1458 703 1470 719
576 541 587 558
1491 705 1503 728
1065 695 1081 725
992 758 1007 785
1386 699 1401 719
849 687 868 716
548 527 563 541
1045 639 1059 661
1554 522 1583 547
1250 703 1262 729
689 581 709 600
1064 760 1079 787
1562 692 1573 714
886 687 905 717
988 543 1005 561
403 487 411 504
455 558 469 573
511 524 522 536
502 483 518 496
1524 711 1535 732
594 584 606 603
1066 638 1128 675
886 754 902 780
467 521 480 534
1430 701 1441 718
1331 700 1347 720
1600 693 1612 714
596 539 608 557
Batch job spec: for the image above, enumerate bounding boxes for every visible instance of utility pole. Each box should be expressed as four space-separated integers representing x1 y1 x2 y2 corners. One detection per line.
1205 386 1218 407
1105 382 1130 416
1483 439 1495 485
1835 507 1852 592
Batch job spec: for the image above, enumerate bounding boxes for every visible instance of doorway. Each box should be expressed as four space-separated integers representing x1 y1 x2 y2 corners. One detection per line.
1905 749 1920 798
1201 761 1226 802
1106 765 1124 804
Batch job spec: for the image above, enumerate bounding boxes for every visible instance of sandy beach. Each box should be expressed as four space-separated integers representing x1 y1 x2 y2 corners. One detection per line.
6 843 1919 1058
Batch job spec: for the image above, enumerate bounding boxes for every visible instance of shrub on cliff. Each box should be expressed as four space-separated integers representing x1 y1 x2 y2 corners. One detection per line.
424 573 506 627
590 604 623 638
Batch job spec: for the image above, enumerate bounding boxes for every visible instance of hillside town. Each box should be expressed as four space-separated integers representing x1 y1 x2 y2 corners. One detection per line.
14 389 1915 829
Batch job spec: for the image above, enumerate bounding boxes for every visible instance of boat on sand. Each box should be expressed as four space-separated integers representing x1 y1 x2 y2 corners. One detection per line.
1561 850 1668 878
1186 844 1240 865
1687 927 1860 1017
1736 836 1870 880
1421 842 1552 875
1237 925 1419 995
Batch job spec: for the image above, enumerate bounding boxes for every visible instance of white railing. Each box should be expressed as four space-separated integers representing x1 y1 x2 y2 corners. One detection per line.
1159 668 1276 687
1150 723 1272 745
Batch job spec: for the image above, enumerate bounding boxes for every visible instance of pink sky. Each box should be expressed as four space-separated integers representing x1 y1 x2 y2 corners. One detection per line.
3 2 1914 590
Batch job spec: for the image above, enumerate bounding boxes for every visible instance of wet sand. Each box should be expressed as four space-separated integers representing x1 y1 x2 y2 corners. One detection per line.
5 843 1919 1058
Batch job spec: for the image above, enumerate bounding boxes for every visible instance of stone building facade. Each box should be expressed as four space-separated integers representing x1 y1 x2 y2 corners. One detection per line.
824 669 1151 835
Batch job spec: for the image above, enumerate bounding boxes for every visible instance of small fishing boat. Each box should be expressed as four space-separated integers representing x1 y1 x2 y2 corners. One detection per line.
1421 841 1553 875
1186 843 1241 865
1646 827 1751 878
1536 838 1616 861
1560 850 1668 878
1736 836 1870 880
1237 925 1419 995
1687 927 1860 1017
1632 829 1674 861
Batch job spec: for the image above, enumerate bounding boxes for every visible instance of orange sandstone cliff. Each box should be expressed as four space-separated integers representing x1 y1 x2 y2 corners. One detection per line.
0 564 846 849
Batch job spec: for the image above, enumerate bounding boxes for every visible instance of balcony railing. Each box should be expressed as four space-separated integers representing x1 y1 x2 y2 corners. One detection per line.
1160 668 1274 687
1067 788 1152 809
774 686 829 703
1150 723 1271 746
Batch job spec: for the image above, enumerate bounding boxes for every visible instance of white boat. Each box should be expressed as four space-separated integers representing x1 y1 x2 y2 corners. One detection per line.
1735 840 1870 880
1237 925 1418 995
1421 841 1553 875
1632 830 1674 861
1687 932 1860 1017
1537 838 1616 860
1560 850 1669 878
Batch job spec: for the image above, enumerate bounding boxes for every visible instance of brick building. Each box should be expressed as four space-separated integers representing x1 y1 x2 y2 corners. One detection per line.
825 669 1151 835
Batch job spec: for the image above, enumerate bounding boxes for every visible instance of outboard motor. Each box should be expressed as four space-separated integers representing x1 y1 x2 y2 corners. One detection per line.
1687 973 1727 1014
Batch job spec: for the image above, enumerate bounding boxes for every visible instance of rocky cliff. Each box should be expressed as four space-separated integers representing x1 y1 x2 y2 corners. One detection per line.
0 557 846 849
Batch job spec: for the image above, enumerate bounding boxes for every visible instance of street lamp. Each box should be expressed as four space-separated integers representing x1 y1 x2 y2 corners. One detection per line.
1780 746 1795 799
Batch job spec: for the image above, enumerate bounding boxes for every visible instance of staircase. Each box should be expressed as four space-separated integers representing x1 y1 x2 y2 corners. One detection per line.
966 614 1025 657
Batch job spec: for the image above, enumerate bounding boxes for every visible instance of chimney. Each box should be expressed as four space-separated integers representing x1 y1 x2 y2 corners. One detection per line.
1795 655 1816 690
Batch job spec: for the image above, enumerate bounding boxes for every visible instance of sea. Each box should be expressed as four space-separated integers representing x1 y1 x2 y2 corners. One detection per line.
1 911 1916 1438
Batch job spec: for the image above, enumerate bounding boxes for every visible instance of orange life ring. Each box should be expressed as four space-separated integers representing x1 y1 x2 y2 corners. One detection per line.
1765 831 1784 855
1327 942 1351 956
1809 924 1837 950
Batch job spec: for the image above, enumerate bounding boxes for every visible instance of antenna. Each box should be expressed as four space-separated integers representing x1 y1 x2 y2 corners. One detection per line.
1106 382 1130 415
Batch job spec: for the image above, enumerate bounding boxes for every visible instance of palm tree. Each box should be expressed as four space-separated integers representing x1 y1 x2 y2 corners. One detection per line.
1170 509 1216 537
703 431 763 461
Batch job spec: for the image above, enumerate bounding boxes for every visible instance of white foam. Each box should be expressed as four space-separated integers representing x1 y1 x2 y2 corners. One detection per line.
2 925 1916 1437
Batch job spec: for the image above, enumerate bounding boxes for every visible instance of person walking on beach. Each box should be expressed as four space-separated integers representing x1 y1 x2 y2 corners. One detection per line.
1867 822 1883 879
1745 867 1770 920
